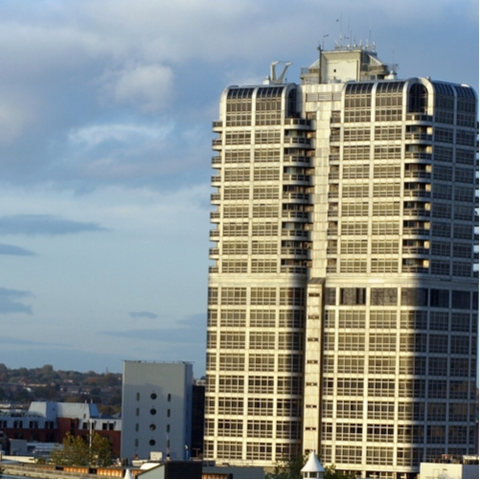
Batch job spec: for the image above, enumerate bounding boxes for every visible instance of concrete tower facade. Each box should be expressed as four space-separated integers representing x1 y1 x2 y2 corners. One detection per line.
121 361 193 462
205 46 478 478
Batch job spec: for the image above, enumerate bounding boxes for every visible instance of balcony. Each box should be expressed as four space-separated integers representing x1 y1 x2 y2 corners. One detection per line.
403 228 430 236
284 136 312 147
282 192 311 202
280 266 307 274
283 174 311 185
330 111 341 123
406 133 433 142
405 152 432 161
212 120 223 130
211 175 221 184
209 248 219 258
404 190 431 199
210 193 221 203
284 118 314 129
406 114 433 123
282 211 309 219
284 155 310 164
403 209 431 218
281 229 308 238
209 230 219 238
404 171 432 179
211 156 222 165
281 248 308 257
212 139 222 150
210 211 220 222
402 247 430 255
209 266 219 273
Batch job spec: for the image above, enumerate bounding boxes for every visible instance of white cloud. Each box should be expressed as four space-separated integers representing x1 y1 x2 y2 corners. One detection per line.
0 97 37 146
68 122 172 148
104 64 175 113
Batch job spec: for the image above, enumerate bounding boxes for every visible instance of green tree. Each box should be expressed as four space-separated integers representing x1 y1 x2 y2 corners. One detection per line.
50 432 112 467
324 464 356 479
266 454 306 479
89 432 113 467
50 433 89 466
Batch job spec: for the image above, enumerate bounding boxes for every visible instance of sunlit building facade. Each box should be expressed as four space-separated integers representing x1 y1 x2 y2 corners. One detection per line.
205 46 478 478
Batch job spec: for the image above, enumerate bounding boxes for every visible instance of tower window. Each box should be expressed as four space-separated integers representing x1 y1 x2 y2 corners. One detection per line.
409 83 428 113
340 288 366 305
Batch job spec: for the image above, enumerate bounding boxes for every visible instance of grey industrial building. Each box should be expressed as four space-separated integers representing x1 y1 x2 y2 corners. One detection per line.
120 361 193 462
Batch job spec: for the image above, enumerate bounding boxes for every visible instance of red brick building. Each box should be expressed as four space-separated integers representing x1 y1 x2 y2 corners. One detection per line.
0 401 121 456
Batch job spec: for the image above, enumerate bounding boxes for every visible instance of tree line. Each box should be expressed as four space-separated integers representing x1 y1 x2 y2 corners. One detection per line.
0 364 122 415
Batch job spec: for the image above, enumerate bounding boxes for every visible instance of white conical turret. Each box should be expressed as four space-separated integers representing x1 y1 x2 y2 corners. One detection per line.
301 450 325 479
123 468 133 479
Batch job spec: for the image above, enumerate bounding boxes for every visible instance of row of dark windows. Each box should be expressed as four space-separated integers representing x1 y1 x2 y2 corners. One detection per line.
324 287 477 309
344 81 476 117
0 420 55 429
226 86 286 99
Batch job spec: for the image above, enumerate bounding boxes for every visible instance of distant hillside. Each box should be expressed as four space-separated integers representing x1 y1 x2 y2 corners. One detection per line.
0 364 122 415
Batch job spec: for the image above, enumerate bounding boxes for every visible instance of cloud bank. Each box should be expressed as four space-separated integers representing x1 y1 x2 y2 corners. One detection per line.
0 243 36 256
0 214 107 236
129 311 159 320
0 286 33 315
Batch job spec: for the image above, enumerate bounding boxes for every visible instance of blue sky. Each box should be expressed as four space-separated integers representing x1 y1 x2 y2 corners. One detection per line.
0 0 478 377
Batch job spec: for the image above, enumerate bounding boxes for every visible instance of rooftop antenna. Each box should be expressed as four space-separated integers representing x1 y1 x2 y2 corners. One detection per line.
317 44 322 84
348 15 351 48
339 14 343 47
322 33 329 50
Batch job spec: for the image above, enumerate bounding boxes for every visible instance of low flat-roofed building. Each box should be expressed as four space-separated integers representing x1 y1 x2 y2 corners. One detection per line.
418 456 480 480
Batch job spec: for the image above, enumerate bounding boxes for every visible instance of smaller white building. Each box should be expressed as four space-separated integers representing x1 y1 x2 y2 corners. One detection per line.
420 457 479 479
120 361 193 462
